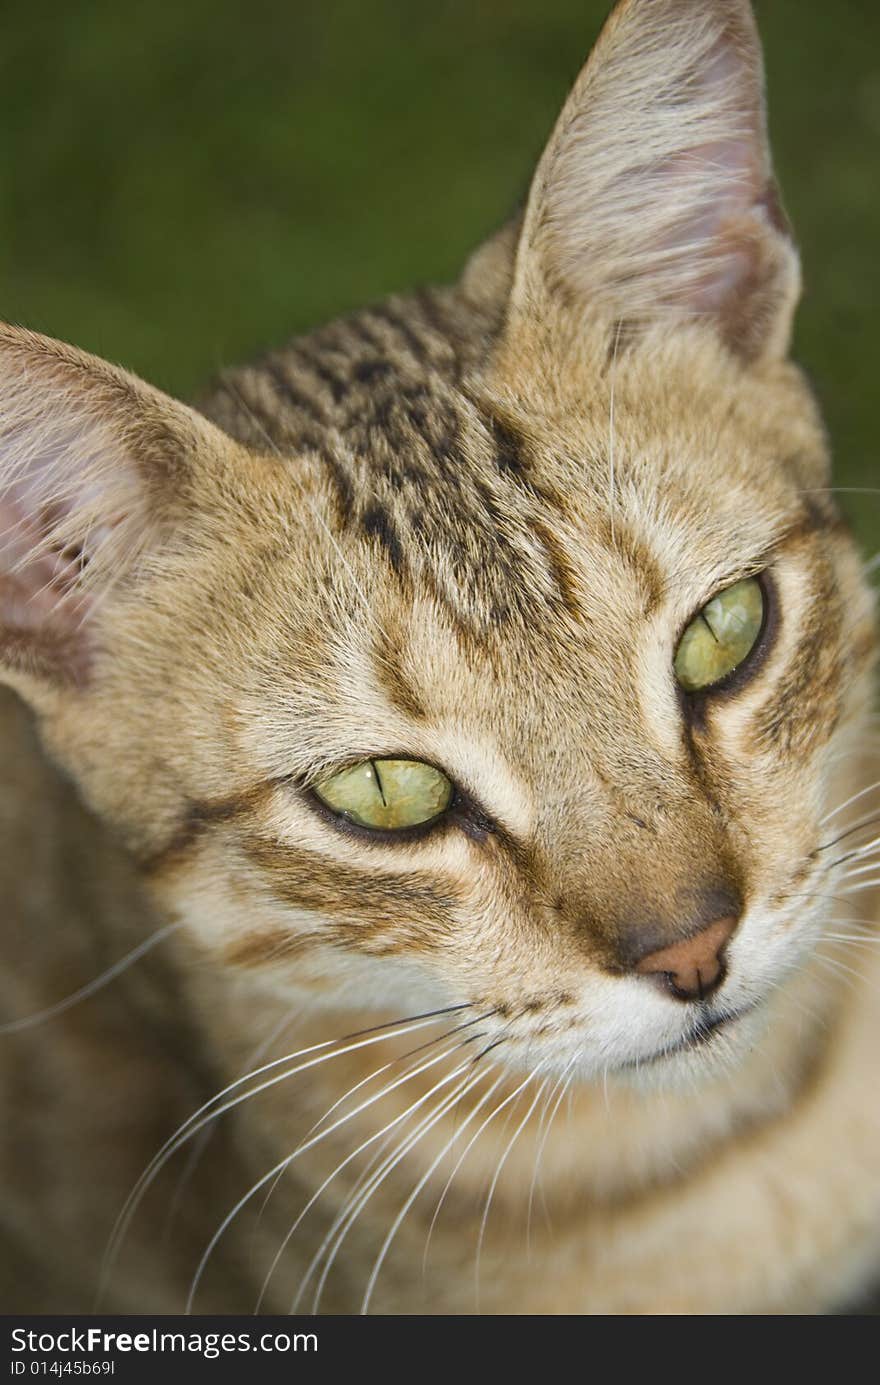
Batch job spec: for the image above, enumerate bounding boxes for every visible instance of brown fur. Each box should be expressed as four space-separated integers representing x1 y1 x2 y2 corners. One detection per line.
2 0 879 1314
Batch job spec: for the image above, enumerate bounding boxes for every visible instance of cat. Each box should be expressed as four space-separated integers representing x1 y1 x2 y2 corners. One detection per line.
1 0 879 1315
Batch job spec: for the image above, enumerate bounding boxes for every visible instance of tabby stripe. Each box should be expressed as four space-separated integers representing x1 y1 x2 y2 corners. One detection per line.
319 453 356 523
140 781 281 874
368 303 433 366
751 560 843 754
489 414 529 478
241 836 456 950
531 519 582 618
262 357 332 427
414 287 460 368
362 501 406 574
371 625 428 722
345 314 386 354
224 926 323 968
290 342 351 405
598 514 666 614
770 499 847 553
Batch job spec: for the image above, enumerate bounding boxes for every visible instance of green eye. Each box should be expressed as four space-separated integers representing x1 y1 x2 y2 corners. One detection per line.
674 577 765 693
313 758 454 832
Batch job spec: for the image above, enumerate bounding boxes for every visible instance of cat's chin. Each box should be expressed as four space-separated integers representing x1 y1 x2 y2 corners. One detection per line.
606 1004 770 1094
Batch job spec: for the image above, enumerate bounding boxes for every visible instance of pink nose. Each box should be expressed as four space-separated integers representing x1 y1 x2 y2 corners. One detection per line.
634 916 737 1001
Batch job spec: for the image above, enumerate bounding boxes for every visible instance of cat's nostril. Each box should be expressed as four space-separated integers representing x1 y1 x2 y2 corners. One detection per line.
634 916 738 1002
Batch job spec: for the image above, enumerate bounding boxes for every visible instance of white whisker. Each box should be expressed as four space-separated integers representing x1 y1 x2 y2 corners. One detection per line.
474 1073 546 1310
101 1005 466 1301
360 1069 512 1315
254 1008 492 1230
841 876 880 896
526 1056 577 1255
187 1036 483 1313
838 845 880 875
419 1070 510 1277
170 1008 300 1248
253 1027 490 1311
819 813 880 856
0 919 181 1036
302 1061 493 1314
821 779 880 826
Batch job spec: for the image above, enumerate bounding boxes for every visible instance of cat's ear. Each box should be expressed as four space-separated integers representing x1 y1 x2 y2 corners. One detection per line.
0 323 232 694
509 0 800 360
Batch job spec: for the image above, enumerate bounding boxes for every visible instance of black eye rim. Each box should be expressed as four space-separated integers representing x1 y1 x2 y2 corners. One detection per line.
674 569 776 706
302 755 495 846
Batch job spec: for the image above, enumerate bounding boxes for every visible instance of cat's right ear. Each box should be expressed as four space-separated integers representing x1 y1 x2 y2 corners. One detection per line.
506 0 800 362
0 323 236 700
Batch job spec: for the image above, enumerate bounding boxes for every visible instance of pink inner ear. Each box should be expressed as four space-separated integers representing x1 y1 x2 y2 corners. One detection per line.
0 414 112 684
0 486 93 635
648 33 768 308
647 136 761 313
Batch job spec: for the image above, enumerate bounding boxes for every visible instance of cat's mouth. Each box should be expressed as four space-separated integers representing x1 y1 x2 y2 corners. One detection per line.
636 1003 756 1068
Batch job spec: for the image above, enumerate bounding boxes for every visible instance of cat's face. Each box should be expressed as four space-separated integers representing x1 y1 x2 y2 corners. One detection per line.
57 323 873 1086
0 0 875 1084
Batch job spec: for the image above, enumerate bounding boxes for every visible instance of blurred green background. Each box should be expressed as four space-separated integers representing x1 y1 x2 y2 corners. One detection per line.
1 0 877 547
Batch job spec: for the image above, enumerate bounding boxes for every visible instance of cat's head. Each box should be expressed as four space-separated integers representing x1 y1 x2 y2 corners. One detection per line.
1 0 874 1084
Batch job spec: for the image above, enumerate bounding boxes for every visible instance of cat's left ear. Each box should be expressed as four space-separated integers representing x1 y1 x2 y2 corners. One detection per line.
0 323 238 697
508 0 800 361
